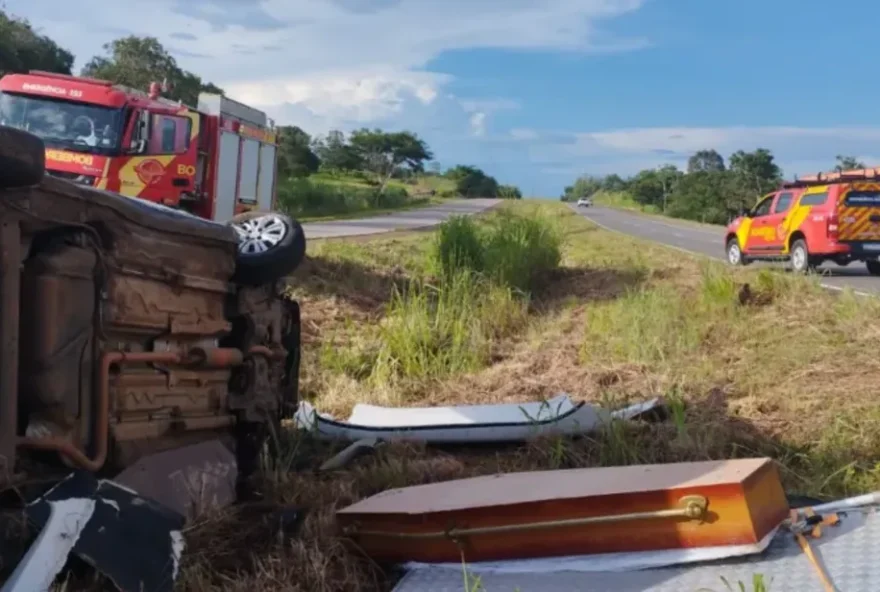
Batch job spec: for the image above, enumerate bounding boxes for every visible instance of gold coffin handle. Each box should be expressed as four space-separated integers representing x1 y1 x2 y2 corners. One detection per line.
344 494 709 540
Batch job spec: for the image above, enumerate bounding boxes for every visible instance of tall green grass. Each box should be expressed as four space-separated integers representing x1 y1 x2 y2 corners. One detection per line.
276 178 412 218
325 208 565 387
371 271 529 382
434 209 562 292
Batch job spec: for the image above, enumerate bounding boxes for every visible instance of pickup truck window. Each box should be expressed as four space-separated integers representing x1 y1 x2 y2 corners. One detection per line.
800 192 828 206
772 192 794 214
753 195 774 217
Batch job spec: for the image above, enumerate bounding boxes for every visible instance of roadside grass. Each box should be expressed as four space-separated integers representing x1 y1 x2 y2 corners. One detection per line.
278 173 458 221
179 200 880 592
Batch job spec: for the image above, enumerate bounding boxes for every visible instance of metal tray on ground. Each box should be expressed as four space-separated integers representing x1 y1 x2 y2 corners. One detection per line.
392 508 880 592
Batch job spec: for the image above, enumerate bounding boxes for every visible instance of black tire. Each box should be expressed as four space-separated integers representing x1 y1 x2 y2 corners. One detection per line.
726 237 747 266
790 239 813 274
867 260 880 276
0 126 46 189
229 211 306 286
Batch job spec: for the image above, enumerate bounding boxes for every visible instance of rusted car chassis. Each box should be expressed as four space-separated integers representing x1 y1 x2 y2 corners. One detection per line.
0 127 301 491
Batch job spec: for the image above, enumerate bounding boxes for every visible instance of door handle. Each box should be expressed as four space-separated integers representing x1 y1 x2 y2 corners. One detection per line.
172 178 189 188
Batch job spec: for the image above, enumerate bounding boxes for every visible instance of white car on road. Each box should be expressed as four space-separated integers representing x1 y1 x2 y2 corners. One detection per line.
576 197 592 207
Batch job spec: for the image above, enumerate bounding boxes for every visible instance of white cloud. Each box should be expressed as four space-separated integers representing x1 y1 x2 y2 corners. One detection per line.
10 0 646 126
469 112 487 137
525 125 880 181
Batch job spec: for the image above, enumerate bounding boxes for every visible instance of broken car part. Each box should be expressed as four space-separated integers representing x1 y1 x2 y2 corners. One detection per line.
112 439 238 522
2 471 185 592
296 393 617 443
319 437 383 472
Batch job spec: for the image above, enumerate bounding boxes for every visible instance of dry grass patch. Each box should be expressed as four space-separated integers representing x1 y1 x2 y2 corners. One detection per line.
177 200 880 592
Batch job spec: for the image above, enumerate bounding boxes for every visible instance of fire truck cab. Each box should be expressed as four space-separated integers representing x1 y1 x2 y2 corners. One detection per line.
0 70 277 224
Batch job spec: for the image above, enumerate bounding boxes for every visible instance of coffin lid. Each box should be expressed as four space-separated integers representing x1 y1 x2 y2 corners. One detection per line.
338 458 773 516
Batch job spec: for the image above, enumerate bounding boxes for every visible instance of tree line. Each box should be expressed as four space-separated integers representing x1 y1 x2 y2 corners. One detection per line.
563 149 867 225
0 9 521 199
278 126 522 199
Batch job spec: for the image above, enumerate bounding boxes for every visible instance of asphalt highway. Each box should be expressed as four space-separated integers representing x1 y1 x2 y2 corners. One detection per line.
301 198 499 239
573 205 880 296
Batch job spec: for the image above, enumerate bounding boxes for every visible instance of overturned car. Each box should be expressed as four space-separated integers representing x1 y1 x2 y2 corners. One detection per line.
0 125 304 497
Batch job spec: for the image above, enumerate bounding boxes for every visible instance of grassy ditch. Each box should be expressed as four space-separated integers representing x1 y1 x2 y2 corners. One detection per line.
178 200 880 592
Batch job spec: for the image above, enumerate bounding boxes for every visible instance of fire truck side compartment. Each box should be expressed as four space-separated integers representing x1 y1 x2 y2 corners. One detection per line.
215 131 240 223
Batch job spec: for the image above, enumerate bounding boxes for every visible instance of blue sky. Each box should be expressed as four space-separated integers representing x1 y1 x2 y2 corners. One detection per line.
10 0 880 196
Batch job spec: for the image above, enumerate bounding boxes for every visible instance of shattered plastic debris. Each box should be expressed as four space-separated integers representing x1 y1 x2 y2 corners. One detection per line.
2 471 186 592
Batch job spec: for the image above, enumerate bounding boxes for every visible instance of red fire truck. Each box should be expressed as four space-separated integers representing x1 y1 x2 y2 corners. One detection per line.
0 70 303 285
0 70 278 222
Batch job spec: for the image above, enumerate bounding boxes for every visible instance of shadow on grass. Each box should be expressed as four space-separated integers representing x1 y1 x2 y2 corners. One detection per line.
530 266 648 314
290 255 412 315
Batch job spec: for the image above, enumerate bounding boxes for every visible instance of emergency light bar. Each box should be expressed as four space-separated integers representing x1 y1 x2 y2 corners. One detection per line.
783 167 880 189
28 70 112 87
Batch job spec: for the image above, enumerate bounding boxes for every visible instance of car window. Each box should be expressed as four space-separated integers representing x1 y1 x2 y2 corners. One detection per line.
800 192 829 206
148 115 192 155
752 195 774 217
772 192 794 214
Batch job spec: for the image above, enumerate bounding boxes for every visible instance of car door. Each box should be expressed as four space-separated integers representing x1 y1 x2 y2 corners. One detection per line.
761 190 795 252
743 193 777 252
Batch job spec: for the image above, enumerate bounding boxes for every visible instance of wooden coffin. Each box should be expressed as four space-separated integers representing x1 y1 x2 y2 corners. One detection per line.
337 458 789 563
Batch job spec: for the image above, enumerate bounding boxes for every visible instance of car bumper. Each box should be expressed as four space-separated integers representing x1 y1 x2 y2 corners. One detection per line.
838 241 880 259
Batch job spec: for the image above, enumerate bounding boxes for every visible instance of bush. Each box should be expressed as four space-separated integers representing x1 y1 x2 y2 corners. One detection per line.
483 209 562 292
434 215 484 278
432 209 562 292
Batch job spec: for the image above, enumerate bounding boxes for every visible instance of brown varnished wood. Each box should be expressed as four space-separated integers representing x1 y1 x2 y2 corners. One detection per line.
337 458 789 563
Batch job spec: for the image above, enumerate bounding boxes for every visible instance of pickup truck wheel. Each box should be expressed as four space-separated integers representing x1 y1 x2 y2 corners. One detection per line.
229 211 306 286
790 239 813 274
726 238 747 266
866 260 880 276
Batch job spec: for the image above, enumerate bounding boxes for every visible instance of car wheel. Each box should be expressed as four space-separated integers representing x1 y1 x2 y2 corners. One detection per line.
867 260 880 276
0 126 45 189
790 239 813 274
229 211 306 286
726 238 746 266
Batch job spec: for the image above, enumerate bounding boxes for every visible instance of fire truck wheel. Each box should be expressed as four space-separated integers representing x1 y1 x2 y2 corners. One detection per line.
0 126 46 189
229 211 306 285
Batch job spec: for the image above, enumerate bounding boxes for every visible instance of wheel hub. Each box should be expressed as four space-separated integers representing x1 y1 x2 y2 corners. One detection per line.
728 243 740 264
232 215 288 255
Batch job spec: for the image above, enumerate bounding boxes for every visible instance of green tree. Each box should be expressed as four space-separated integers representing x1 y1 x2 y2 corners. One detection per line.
601 173 628 192
498 184 522 199
445 165 480 182
0 10 73 76
687 149 725 173
569 175 604 200
348 128 433 192
81 36 223 106
835 155 866 171
277 125 320 179
628 167 681 210
450 165 499 197
313 130 363 172
667 170 731 224
728 148 782 208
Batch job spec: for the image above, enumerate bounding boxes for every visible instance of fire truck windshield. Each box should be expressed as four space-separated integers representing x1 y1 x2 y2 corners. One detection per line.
0 91 123 154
